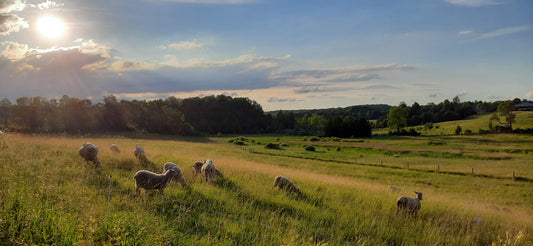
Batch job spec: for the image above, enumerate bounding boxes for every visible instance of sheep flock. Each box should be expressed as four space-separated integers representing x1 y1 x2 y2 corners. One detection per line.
76 142 427 217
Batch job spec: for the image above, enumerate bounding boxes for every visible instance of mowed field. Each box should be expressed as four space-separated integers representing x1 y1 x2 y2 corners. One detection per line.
1 131 532 245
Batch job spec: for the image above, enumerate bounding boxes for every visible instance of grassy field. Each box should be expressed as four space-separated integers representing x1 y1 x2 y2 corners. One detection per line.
1 131 532 245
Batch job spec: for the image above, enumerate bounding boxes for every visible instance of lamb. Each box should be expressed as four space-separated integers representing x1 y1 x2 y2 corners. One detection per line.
163 162 188 187
133 169 177 195
272 175 301 194
192 161 204 175
396 191 423 217
78 142 101 168
110 144 120 153
201 159 223 183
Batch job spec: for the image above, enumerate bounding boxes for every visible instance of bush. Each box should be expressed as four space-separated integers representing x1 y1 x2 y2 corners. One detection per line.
455 125 462 135
264 143 281 150
233 140 246 146
309 137 320 142
304 145 316 151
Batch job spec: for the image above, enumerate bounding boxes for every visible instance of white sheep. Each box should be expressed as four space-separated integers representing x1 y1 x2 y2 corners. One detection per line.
134 145 153 166
133 169 177 195
78 142 101 168
272 175 301 194
388 185 402 193
134 145 145 159
192 161 204 175
163 162 188 187
201 159 223 183
110 144 120 153
396 191 423 216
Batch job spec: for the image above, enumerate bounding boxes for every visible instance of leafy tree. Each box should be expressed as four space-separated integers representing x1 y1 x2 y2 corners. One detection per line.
455 125 462 135
490 101 516 132
387 106 408 133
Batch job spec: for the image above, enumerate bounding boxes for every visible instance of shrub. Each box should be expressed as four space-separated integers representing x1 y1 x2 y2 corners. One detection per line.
455 125 462 135
265 143 281 149
304 145 316 151
233 140 246 146
309 137 320 142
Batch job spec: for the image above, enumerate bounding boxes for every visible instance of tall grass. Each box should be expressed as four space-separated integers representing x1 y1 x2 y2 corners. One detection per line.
0 133 532 245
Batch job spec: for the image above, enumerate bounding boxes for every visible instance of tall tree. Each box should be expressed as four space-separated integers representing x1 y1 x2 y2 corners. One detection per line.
490 101 516 131
387 106 408 133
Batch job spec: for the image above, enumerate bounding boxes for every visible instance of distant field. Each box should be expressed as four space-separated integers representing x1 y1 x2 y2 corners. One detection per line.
1 133 532 245
373 111 533 135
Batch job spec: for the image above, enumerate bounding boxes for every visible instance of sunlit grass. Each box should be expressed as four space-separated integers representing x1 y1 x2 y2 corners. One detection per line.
1 133 532 245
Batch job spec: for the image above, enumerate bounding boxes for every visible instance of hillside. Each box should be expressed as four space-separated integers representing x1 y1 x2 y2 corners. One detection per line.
373 111 533 135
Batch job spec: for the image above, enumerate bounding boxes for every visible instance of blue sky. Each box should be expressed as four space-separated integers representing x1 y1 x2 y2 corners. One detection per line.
0 0 531 111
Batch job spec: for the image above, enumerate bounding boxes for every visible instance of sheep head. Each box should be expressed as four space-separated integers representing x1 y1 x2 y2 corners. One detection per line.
414 191 423 200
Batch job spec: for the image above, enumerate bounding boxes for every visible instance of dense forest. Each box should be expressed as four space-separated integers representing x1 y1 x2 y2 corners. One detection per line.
0 95 529 137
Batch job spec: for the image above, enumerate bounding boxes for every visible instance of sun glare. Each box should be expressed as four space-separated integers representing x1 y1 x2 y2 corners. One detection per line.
37 16 66 39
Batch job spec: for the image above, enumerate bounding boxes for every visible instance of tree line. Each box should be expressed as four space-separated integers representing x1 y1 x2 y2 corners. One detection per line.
0 95 529 137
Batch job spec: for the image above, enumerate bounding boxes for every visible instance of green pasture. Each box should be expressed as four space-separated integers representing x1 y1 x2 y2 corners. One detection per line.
373 111 533 135
0 133 532 245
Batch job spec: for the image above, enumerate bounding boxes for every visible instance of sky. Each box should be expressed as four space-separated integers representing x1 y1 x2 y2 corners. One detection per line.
0 0 532 111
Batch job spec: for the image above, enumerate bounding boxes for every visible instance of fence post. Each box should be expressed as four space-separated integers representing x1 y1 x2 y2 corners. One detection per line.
471 168 474 176
437 165 440 173
381 160 383 167
107 175 112 213
513 171 516 181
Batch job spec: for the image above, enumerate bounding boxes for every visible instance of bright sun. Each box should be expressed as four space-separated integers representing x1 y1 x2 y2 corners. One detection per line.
37 16 66 39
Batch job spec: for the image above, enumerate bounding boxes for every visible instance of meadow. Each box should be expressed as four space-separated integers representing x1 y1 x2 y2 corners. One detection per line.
1 131 532 245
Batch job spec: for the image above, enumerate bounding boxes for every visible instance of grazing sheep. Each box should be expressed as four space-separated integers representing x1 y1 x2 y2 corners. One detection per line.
163 162 187 187
396 191 423 217
110 144 120 153
192 161 204 174
78 142 101 168
133 169 177 195
388 185 402 193
134 145 145 159
201 159 223 183
273 175 301 194
134 145 153 166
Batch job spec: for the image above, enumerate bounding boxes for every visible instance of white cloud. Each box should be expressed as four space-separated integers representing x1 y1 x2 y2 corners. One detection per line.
0 41 28 60
35 0 64 9
458 30 472 35
443 0 503 7
0 13 28 35
472 25 533 40
525 92 533 100
161 41 203 50
162 53 289 70
0 0 25 13
271 63 414 85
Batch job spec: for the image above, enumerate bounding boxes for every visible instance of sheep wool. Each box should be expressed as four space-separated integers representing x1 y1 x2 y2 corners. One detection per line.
163 162 188 187
134 145 153 166
273 175 301 194
133 169 177 195
78 142 101 168
192 161 204 175
110 144 120 153
396 191 423 216
201 159 223 183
